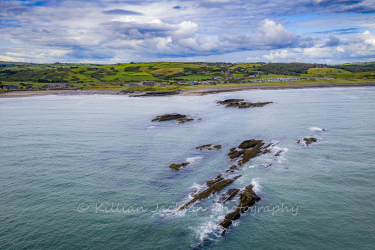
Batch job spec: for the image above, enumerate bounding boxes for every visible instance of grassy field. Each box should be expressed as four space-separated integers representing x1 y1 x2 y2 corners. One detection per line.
307 68 352 75
1 62 375 92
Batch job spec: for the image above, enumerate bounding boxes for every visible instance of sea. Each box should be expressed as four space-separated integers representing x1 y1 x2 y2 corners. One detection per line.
0 87 374 249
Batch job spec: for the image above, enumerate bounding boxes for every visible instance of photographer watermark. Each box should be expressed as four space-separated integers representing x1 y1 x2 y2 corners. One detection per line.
77 202 298 216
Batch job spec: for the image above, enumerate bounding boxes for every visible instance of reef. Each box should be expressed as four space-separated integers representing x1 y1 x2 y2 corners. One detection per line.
219 184 261 231
297 137 318 146
227 139 271 166
196 144 222 151
130 91 180 97
152 113 194 124
169 162 190 170
217 188 240 204
217 99 273 108
178 175 242 211
225 165 240 173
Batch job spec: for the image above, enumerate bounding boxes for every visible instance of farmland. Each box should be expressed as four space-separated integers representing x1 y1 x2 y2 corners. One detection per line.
1 61 375 92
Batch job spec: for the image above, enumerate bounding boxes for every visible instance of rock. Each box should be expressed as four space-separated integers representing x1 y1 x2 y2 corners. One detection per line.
219 185 260 229
196 144 222 151
217 188 240 204
178 175 242 211
227 139 270 166
169 162 190 170
225 165 239 173
274 149 284 157
206 174 224 187
152 113 194 124
132 91 180 97
297 137 318 146
217 99 273 108
196 144 212 150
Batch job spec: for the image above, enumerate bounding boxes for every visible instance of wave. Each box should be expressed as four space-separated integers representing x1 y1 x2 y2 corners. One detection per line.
309 127 325 132
189 221 223 244
186 156 202 164
251 178 262 193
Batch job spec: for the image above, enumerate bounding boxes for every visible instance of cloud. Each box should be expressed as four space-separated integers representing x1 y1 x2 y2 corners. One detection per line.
0 0 374 63
310 28 361 35
323 36 340 47
102 9 143 15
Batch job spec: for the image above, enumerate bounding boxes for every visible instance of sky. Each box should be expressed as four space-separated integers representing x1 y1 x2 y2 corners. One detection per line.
1 0 375 64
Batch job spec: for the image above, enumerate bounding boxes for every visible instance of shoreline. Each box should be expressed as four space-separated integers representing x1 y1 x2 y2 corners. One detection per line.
1 82 375 98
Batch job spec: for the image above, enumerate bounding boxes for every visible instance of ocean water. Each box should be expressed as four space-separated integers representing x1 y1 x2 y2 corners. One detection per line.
0 87 374 249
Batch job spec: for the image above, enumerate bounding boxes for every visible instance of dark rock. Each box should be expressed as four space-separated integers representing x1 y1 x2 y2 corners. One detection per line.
219 185 260 229
152 113 194 124
178 175 242 211
206 174 224 187
196 144 222 151
169 162 190 170
297 137 318 146
133 91 180 97
227 139 269 166
225 165 239 173
196 144 212 150
217 188 240 204
217 99 273 108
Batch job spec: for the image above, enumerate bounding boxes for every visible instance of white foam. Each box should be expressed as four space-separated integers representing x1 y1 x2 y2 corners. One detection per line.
251 178 262 193
186 156 202 164
189 221 222 242
271 145 289 163
309 127 324 131
188 182 207 200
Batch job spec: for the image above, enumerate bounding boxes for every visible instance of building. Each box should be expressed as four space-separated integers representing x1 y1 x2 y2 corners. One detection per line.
139 81 155 86
124 83 140 87
26 84 33 89
59 83 70 88
3 86 19 90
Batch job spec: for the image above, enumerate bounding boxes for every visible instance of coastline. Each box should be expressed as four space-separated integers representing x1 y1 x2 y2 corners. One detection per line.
1 82 375 98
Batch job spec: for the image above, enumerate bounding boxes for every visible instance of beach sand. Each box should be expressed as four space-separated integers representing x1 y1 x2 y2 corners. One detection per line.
1 82 375 98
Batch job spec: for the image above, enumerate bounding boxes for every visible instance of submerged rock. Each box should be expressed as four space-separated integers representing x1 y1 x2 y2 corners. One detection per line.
227 139 271 166
225 165 240 173
152 113 194 124
217 99 273 108
196 144 222 151
178 175 242 211
196 144 212 150
217 188 240 204
220 184 260 231
206 174 224 187
297 137 318 146
169 162 190 170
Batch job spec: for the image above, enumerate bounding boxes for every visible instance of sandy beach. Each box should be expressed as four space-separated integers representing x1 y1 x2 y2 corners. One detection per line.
1 82 375 98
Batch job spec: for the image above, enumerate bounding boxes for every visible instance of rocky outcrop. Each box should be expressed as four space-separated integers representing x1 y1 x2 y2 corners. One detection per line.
297 137 318 146
217 188 240 204
217 99 273 108
225 165 239 173
219 184 260 231
178 175 242 211
169 162 190 170
196 144 222 151
130 91 180 97
228 139 271 166
152 113 194 124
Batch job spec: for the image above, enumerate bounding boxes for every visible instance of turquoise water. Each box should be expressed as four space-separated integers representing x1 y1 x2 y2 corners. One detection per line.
0 87 374 249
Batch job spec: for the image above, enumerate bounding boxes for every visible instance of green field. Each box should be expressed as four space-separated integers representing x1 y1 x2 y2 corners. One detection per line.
307 68 352 75
1 61 374 92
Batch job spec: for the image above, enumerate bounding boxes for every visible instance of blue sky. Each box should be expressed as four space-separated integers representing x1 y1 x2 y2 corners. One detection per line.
1 0 375 64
